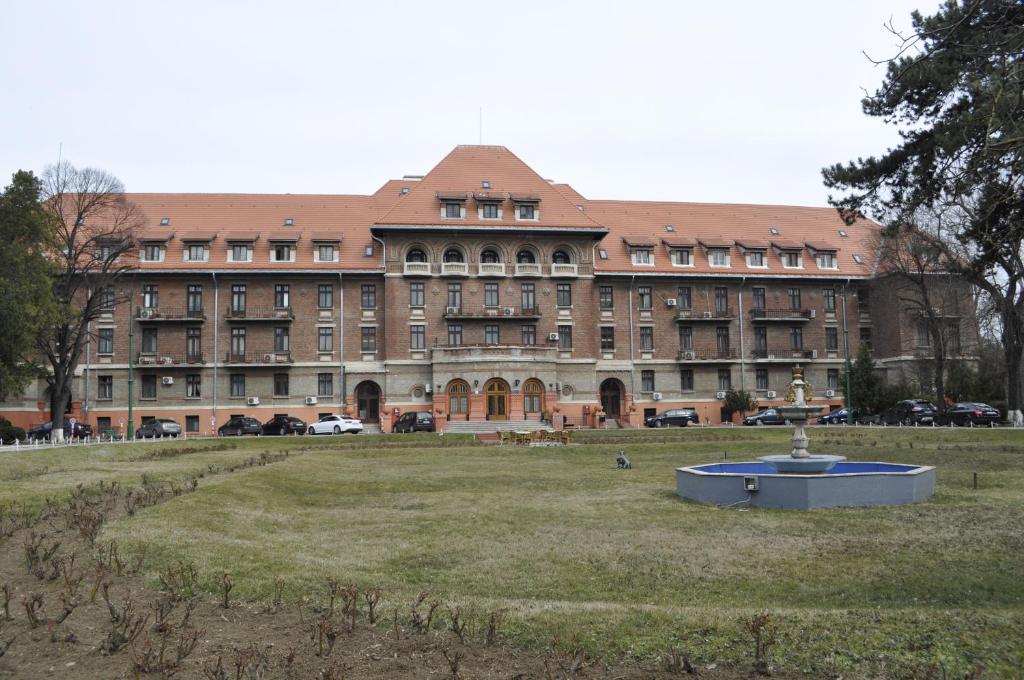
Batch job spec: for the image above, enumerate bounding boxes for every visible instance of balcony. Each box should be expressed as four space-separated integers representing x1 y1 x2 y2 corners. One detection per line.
430 344 558 363
443 305 541 319
751 348 818 360
514 263 542 277
550 263 579 277
677 348 738 361
224 306 294 322
136 307 206 322
441 262 470 277
135 353 205 366
223 351 294 365
675 307 735 322
477 262 507 277
749 308 814 321
403 262 431 276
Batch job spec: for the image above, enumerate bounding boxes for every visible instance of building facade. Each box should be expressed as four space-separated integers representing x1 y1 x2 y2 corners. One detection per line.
0 146 978 433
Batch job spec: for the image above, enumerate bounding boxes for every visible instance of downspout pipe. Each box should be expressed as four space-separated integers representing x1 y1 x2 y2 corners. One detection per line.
212 272 218 433
372 235 386 417
337 272 344 413
627 275 636 408
737 276 747 394
842 278 853 424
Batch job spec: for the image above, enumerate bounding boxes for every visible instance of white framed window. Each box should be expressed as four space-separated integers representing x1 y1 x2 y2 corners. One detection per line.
516 203 538 221
271 243 295 262
141 244 164 262
631 249 654 266
671 249 693 267
228 243 252 263
816 252 838 269
746 250 767 268
781 251 803 268
184 243 208 262
443 202 464 219
708 248 730 267
478 203 501 219
315 244 338 263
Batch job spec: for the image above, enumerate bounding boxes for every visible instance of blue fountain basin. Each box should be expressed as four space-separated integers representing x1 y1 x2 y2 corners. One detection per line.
676 461 935 509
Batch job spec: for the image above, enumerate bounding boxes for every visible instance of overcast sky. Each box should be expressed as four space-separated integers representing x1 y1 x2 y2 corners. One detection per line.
1 0 927 207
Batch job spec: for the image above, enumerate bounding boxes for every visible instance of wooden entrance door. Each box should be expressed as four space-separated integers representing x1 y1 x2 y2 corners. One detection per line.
355 381 381 421
447 380 469 421
484 379 509 420
599 379 622 417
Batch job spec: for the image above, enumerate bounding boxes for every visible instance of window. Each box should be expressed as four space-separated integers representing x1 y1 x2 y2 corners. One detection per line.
558 325 572 350
859 327 872 348
410 325 425 350
828 369 840 390
708 248 729 266
916 320 932 347
443 248 464 263
318 327 334 352
186 285 202 315
826 327 838 351
641 370 655 392
141 328 158 354
640 326 654 352
556 283 572 307
141 374 157 399
97 287 115 310
97 242 116 261
317 244 336 262
716 327 730 354
680 369 694 391
516 249 536 264
631 248 653 265
747 250 766 267
274 326 290 352
406 248 427 263
523 380 543 412
552 249 572 264
230 374 245 397
273 373 289 397
318 373 333 396
481 203 498 219
319 284 334 309
857 287 870 309
714 287 728 314
142 244 163 262
600 326 615 351
186 374 201 398
274 284 290 309
718 369 732 391
679 326 693 351
447 282 462 311
444 202 462 219
517 203 536 220
142 284 158 309
790 326 804 349
447 324 463 346
599 286 614 309
360 327 376 353
677 286 692 310
756 368 769 391
185 416 199 433
98 328 114 354
230 328 246 357
272 244 294 262
481 249 500 263
521 283 536 312
231 285 246 313
97 375 113 400
230 243 252 262
788 287 802 310
637 286 653 310
782 251 801 268
484 283 499 308
361 284 376 309
816 252 837 269
672 249 692 266
752 287 766 310
823 288 836 312
754 326 768 352
485 324 500 345
947 320 961 354
186 327 201 358
186 244 206 262
521 324 536 346
409 282 425 307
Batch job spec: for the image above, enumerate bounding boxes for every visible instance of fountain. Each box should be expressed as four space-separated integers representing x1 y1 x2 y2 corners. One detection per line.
675 367 936 509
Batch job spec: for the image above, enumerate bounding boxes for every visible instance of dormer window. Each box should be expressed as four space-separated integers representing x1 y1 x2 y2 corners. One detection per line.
444 202 462 219
317 244 337 262
229 243 253 263
746 250 767 268
481 203 499 219
184 244 208 262
97 242 117 261
708 248 730 267
631 249 653 266
816 252 838 269
142 244 165 262
517 203 536 220
671 249 692 266
782 251 802 268
271 244 295 262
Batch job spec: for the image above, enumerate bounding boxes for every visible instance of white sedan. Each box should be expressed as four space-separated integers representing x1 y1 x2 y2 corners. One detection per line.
306 414 364 435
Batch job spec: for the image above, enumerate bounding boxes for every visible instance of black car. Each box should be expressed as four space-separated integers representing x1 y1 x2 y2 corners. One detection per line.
742 408 788 426
262 415 306 435
936 402 1001 427
218 416 263 437
135 419 182 438
882 400 937 426
645 408 698 428
817 408 863 425
393 411 435 433
28 421 94 440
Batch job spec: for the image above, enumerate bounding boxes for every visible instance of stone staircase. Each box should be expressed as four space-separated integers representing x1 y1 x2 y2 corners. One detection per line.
361 423 381 435
604 418 621 429
443 420 552 435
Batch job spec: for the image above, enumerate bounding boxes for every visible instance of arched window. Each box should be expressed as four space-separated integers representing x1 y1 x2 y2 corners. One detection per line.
552 249 572 264
481 248 500 263
523 379 544 413
443 248 465 263
516 249 536 264
406 248 427 263
447 380 469 417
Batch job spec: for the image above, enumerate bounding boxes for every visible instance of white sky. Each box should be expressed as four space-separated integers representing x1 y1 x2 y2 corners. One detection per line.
0 0 926 206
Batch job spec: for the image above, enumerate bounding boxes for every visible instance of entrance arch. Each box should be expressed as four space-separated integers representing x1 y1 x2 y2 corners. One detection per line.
522 378 544 414
599 378 624 418
446 379 469 421
484 378 510 420
354 381 381 421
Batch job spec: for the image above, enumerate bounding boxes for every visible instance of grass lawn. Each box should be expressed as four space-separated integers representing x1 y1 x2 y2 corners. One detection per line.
5 428 1024 677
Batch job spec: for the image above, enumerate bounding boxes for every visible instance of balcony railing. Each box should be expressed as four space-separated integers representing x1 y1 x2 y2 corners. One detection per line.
430 344 558 361
136 307 206 321
223 351 294 364
550 263 579 277
135 353 205 365
224 306 294 321
751 348 818 360
514 263 542 277
443 305 541 319
675 307 734 321
441 262 470 276
749 308 814 321
477 262 507 277
403 262 431 276
677 347 738 361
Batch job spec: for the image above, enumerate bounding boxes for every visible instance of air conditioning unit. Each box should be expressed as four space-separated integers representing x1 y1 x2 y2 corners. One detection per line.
665 298 677 307
263 353 274 362
140 308 156 319
652 392 663 401
548 332 559 341
503 307 515 316
275 354 288 363
716 391 727 400
809 309 817 318
139 355 155 364
703 311 713 318
246 396 260 406
811 349 819 359
446 306 459 314
161 376 174 385
681 350 695 360
305 396 318 405
825 389 836 398
486 308 498 316
424 385 432 393
766 390 777 399
161 356 173 365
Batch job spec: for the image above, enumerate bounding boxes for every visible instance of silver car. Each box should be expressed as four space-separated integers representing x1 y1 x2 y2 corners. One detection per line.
136 418 182 438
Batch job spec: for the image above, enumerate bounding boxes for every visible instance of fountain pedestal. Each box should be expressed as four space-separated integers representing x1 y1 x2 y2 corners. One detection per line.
757 368 846 474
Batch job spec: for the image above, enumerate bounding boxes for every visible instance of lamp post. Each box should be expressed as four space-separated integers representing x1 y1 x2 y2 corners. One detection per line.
841 284 853 425
127 301 134 439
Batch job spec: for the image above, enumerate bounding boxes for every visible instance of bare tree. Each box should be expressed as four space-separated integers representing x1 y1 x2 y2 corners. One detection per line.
39 162 142 441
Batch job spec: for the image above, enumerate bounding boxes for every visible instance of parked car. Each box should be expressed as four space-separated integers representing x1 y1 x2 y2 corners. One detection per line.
218 416 263 437
307 414 363 435
261 415 307 436
645 408 698 428
742 408 788 426
882 400 937 426
28 421 94 440
817 408 865 425
393 411 435 433
936 402 1001 427
135 419 182 439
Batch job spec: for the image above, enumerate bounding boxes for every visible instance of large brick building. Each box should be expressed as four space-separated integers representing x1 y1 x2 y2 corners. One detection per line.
0 146 978 433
